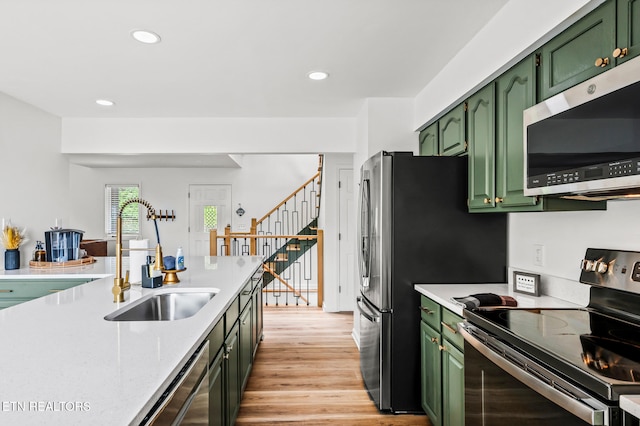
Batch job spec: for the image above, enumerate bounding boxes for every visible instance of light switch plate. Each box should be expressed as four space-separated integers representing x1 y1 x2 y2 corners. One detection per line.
513 271 540 296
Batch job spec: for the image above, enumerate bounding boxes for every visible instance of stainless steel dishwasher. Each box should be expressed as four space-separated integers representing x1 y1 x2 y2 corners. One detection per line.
140 340 210 425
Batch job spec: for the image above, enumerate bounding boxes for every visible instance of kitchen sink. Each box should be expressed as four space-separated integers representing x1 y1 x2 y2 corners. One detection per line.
105 289 219 321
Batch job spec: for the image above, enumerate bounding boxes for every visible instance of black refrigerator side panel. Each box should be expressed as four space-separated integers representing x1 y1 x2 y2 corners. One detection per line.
388 154 507 413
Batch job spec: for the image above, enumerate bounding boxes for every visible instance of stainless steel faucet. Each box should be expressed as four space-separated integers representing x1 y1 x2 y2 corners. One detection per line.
112 198 175 302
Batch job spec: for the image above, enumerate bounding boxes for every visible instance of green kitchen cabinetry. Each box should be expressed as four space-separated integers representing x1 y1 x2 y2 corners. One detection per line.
439 103 467 156
209 347 225 426
467 83 496 210
616 0 640 65
420 295 464 426
208 267 264 426
538 0 616 100
467 56 606 213
419 122 439 156
538 0 640 99
0 278 92 309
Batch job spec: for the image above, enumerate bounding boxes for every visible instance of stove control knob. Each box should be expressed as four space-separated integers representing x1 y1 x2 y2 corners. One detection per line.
581 259 596 271
595 261 609 274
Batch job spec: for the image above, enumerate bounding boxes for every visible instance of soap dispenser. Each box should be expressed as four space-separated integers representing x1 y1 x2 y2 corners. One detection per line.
176 246 185 270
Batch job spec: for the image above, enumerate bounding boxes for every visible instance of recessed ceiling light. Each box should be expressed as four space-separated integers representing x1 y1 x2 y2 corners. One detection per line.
96 99 115 107
131 29 161 44
308 71 329 81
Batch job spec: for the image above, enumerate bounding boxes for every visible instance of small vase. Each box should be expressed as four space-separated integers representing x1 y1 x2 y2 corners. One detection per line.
5 249 20 270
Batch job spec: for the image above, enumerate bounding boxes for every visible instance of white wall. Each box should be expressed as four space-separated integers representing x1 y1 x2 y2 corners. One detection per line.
62 117 356 154
0 92 71 267
68 154 319 256
509 201 640 305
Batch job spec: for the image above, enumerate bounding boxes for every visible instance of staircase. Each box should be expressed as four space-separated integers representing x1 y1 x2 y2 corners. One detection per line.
210 155 324 306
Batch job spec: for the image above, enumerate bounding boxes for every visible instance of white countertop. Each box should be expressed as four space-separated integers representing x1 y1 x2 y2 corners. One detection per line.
414 283 583 316
621 395 640 419
0 256 263 425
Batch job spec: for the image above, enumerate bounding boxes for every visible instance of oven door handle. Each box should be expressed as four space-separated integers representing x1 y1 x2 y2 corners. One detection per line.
460 325 605 426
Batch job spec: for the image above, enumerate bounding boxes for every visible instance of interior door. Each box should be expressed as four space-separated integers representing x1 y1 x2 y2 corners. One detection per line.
188 184 232 257
338 168 355 311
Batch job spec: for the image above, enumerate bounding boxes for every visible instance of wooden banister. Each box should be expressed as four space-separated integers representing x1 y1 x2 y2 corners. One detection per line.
257 171 320 225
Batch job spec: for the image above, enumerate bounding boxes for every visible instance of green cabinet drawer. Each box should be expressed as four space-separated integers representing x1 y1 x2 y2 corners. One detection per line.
441 308 464 351
208 318 225 365
420 295 441 330
225 296 240 337
239 280 253 311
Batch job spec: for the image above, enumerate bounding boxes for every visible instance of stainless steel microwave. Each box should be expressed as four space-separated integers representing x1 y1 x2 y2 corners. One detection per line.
523 55 640 200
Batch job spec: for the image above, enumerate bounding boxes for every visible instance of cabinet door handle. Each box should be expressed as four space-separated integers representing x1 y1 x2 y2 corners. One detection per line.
495 197 504 203
0 289 14 293
430 337 439 344
419 306 434 315
441 321 458 334
439 344 447 352
483 198 492 204
613 47 628 58
594 57 609 67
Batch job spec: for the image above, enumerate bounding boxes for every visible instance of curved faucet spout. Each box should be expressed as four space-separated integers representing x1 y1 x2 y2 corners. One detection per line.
112 198 175 303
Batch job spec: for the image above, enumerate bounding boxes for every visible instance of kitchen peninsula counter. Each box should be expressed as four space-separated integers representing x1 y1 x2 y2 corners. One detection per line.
0 256 263 425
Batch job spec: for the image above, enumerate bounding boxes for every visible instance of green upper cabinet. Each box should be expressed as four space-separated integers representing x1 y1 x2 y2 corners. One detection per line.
439 103 467 156
495 55 538 209
539 0 616 100
467 83 496 210
616 0 640 64
419 122 439 156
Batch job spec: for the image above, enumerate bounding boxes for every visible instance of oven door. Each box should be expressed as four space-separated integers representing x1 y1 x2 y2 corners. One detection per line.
460 324 619 426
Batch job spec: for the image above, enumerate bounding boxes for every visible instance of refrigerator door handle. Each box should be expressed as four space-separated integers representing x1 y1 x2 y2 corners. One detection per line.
357 297 380 323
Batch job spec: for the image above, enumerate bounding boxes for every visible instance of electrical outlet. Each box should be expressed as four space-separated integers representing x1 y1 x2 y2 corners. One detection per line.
534 244 545 266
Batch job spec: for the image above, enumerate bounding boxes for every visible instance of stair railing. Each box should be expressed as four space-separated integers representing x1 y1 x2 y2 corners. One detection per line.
209 154 325 307
209 227 324 307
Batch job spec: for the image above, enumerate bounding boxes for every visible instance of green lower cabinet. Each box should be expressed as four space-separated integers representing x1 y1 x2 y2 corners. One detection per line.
420 321 442 426
420 297 465 426
239 301 253 392
225 321 241 426
209 348 225 426
442 340 464 426
0 278 92 309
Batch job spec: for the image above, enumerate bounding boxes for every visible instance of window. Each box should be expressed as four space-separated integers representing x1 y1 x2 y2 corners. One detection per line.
105 185 140 236
203 205 218 231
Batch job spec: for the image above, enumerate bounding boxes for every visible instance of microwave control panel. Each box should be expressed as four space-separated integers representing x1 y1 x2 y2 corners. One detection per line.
528 158 640 188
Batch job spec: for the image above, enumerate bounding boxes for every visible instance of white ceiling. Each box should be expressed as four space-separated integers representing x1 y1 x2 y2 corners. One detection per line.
0 0 508 119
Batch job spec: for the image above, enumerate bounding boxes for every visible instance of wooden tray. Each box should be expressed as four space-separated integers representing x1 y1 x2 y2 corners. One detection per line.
29 256 97 269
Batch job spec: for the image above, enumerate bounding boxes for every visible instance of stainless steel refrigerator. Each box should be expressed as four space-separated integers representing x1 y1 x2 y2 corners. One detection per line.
357 151 507 413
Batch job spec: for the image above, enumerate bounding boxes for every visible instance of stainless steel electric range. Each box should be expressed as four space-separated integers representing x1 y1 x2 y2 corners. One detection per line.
461 248 640 426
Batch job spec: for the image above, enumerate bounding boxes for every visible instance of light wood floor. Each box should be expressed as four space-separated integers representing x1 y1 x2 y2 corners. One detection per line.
236 306 431 426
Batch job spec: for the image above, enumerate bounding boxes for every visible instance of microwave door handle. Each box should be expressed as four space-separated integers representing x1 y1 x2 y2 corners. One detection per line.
460 326 605 426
